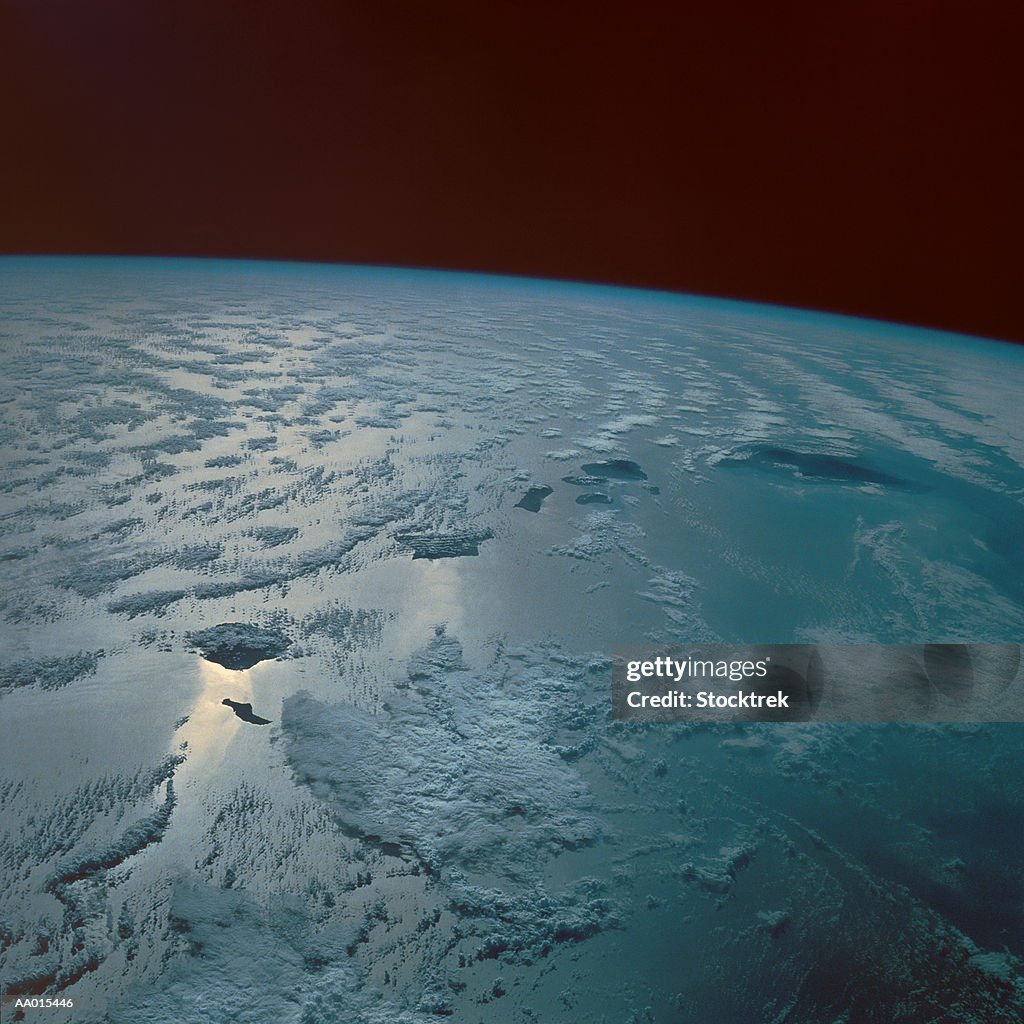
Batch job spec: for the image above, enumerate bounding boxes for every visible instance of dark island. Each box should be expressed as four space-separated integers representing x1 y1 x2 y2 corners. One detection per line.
187 622 292 670
222 699 272 725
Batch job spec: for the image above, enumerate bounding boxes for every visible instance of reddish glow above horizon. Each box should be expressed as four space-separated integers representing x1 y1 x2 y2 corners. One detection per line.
1 1 1020 342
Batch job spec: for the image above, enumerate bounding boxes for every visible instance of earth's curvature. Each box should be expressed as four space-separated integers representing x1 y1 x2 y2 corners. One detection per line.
1 257 1022 1022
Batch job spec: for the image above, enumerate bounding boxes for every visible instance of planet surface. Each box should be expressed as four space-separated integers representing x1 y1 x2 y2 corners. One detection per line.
1 257 1022 1022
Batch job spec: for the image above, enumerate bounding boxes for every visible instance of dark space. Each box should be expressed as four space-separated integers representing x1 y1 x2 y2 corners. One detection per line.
1 1 1021 342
